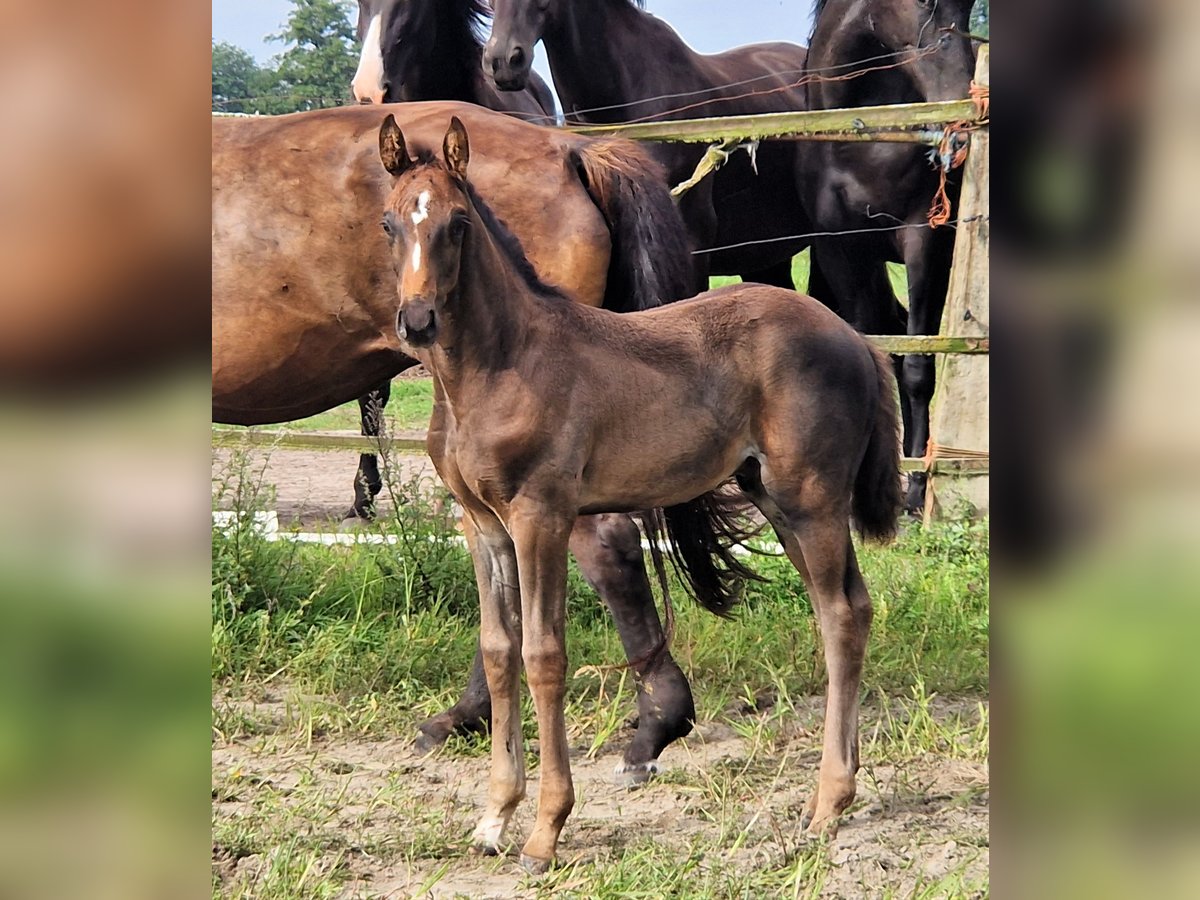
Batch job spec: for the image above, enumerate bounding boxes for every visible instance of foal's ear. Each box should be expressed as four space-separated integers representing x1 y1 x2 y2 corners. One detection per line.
379 114 413 176
443 116 470 178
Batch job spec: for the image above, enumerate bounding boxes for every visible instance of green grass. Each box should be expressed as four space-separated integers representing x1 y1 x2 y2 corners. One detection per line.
212 456 987 898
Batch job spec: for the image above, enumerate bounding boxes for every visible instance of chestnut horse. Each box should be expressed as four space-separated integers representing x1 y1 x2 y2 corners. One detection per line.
347 0 558 524
212 101 700 776
800 0 976 510
377 114 901 870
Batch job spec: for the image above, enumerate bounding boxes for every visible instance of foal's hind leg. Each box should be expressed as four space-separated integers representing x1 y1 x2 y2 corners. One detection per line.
738 466 871 838
569 514 695 785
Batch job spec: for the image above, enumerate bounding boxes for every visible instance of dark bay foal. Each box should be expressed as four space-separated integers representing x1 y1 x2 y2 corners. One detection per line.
377 115 901 871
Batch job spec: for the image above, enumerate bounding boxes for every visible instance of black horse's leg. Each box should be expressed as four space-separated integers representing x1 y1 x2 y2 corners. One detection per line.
812 234 914 491
568 513 696 783
415 642 491 752
803 248 840 317
345 380 392 522
740 258 796 290
414 514 696 782
899 225 956 513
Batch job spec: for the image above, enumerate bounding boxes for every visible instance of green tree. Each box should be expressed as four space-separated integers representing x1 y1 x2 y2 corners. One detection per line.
970 0 990 39
269 0 358 111
212 41 261 113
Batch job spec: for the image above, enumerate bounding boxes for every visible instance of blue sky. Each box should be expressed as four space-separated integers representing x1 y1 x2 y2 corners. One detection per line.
212 0 816 91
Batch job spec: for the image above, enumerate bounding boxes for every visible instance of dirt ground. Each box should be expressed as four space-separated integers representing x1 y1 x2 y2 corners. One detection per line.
212 437 439 529
212 691 988 898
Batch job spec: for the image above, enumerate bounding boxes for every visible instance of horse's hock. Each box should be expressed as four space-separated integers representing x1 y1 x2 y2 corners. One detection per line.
925 45 989 521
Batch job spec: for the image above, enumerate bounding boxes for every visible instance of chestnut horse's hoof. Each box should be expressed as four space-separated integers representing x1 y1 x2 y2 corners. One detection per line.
612 760 659 788
519 853 552 875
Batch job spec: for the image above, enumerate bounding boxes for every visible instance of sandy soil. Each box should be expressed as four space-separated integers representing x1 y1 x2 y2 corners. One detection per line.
212 692 988 898
212 435 440 528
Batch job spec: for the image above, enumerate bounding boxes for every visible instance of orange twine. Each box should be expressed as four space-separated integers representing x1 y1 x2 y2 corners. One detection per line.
927 120 974 228
969 80 990 122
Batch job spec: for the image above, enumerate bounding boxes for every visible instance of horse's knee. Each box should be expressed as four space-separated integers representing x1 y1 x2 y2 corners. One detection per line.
522 639 567 693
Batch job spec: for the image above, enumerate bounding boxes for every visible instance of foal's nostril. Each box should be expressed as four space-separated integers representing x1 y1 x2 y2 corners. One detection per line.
509 46 525 69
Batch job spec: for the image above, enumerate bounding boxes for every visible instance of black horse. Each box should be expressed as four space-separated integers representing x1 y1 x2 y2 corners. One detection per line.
799 0 976 511
484 0 828 295
347 0 559 524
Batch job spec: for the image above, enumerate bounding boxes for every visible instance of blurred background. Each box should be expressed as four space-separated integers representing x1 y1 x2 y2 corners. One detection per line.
0 0 1197 895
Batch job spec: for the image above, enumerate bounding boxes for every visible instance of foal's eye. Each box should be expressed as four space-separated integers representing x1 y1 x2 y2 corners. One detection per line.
381 219 393 235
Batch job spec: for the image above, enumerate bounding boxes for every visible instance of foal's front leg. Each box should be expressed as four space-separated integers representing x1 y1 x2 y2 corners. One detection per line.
463 514 526 855
509 506 575 874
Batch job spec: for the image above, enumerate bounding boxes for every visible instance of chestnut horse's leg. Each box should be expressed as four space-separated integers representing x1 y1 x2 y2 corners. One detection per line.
508 506 575 873
568 514 695 783
463 514 527 856
346 380 392 522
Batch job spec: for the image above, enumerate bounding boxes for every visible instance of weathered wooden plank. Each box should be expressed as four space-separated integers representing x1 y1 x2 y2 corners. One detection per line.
867 335 989 354
925 45 990 521
564 98 981 143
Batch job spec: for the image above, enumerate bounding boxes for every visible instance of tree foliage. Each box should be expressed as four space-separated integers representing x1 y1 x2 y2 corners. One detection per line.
211 0 358 115
970 0 990 39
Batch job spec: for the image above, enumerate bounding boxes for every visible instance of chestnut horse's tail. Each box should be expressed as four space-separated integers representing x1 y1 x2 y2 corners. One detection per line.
853 345 903 543
573 139 696 311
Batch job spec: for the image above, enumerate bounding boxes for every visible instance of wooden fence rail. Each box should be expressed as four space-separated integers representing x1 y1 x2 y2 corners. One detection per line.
563 97 984 144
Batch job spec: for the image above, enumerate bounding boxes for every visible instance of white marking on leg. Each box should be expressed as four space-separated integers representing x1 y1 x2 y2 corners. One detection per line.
411 241 421 272
351 15 385 103
411 190 432 225
472 814 509 849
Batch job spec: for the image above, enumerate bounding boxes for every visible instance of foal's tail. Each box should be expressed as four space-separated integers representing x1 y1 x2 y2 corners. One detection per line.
573 139 696 311
642 489 764 619
853 345 904 543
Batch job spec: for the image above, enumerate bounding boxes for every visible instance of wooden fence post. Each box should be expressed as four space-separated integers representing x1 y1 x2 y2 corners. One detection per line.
924 44 990 522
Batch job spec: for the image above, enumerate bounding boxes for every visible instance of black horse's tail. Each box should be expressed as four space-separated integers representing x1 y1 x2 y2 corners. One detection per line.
853 344 903 543
641 489 764 619
573 138 696 311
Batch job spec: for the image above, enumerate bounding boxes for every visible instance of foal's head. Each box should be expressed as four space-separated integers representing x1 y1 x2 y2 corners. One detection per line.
378 114 474 348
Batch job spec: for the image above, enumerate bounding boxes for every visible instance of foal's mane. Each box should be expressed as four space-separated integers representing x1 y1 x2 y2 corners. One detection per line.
458 177 566 300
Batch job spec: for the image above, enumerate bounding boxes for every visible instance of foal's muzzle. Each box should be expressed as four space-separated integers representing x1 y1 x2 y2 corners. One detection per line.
398 302 437 347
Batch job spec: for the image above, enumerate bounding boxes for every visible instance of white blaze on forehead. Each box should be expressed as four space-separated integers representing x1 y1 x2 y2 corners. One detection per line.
351 15 385 103
410 191 432 272
411 191 432 225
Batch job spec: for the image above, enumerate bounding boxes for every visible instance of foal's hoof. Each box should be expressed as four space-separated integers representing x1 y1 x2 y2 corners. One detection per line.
613 760 660 788
470 842 501 858
519 853 552 876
